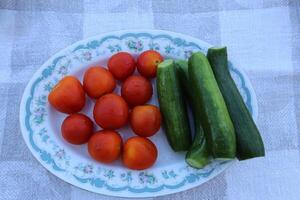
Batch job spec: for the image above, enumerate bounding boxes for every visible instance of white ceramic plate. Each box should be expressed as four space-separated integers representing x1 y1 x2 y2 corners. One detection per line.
19 30 257 198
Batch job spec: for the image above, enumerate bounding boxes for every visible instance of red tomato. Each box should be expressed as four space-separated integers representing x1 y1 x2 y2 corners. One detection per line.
48 76 85 114
61 113 94 145
93 93 129 129
121 75 153 107
122 136 158 170
137 50 163 78
88 130 122 163
130 105 161 137
108 52 136 81
83 66 116 98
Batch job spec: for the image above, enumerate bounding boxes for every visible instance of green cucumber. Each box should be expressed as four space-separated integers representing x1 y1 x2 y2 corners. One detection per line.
175 60 211 168
188 52 236 159
157 59 192 151
207 47 265 160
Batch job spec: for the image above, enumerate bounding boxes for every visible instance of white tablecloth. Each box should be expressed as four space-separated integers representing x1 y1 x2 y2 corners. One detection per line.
0 0 299 199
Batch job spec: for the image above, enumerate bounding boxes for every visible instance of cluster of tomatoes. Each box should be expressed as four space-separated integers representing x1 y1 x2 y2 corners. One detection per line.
48 50 164 170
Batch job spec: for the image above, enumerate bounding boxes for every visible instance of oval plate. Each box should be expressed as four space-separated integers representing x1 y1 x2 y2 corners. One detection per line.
19 30 257 198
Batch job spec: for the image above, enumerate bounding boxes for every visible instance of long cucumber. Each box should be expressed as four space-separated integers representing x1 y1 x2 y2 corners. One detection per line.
207 47 265 160
175 60 211 168
189 52 236 159
157 59 192 151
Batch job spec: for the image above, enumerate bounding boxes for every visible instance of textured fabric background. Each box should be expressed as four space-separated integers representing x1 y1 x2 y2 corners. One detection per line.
0 0 299 199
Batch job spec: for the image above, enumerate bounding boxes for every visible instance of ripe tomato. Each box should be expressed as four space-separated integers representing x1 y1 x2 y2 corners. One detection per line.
122 136 158 170
83 66 116 98
108 52 136 81
88 130 122 163
121 75 153 107
48 76 86 114
93 93 129 129
130 105 161 137
137 50 163 78
61 113 93 145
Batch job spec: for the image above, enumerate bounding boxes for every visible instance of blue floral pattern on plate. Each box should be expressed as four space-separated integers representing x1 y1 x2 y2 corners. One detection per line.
19 30 257 198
